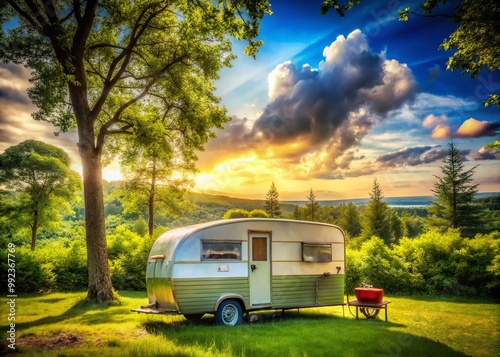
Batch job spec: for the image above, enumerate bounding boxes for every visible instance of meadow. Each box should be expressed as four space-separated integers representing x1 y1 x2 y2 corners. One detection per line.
1 291 498 356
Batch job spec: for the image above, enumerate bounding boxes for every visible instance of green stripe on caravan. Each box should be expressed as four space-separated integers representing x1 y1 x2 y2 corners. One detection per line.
132 218 346 326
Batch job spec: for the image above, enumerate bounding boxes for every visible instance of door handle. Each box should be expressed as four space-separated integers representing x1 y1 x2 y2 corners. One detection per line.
251 264 257 272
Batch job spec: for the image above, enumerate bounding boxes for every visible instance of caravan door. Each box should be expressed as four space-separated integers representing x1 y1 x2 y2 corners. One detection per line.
249 232 271 306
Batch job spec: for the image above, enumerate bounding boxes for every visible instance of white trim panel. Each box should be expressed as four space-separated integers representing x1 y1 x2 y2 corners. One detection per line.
172 262 248 279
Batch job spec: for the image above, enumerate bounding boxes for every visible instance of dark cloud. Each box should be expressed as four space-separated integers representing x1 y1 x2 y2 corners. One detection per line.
209 30 418 179
0 87 32 105
376 146 447 167
471 147 500 161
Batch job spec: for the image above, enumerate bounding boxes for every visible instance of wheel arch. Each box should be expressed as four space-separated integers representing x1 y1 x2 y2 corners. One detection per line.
213 294 249 313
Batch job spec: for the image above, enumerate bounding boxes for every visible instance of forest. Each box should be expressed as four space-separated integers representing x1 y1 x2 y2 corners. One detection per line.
1 170 499 299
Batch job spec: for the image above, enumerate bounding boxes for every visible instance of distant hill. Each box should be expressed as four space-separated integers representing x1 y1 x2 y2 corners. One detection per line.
187 192 500 211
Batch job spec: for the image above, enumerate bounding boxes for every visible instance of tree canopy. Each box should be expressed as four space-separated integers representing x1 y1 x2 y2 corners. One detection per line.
0 140 81 250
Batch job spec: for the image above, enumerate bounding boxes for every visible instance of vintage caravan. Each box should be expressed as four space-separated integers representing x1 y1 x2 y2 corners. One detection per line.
132 218 345 325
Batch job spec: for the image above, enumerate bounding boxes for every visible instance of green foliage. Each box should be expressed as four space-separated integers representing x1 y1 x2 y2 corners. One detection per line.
0 140 81 249
306 188 320 221
337 203 362 238
427 142 482 236
223 208 250 219
357 237 410 293
108 226 155 291
248 209 269 218
0 246 53 293
485 140 500 150
50 240 88 290
360 179 391 244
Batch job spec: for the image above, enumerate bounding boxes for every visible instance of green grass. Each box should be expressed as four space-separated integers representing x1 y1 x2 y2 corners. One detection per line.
1 292 498 356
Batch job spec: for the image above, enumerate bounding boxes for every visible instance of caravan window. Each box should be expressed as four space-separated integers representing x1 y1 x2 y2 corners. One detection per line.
202 241 242 260
302 243 332 262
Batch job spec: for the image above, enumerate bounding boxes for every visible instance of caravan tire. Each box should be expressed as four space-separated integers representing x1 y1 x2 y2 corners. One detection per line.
215 299 243 326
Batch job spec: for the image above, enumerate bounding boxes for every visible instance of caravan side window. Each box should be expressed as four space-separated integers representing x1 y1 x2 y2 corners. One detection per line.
302 243 332 262
202 241 242 261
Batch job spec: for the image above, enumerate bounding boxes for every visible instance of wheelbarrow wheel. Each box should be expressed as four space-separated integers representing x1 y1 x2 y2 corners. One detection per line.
360 307 380 319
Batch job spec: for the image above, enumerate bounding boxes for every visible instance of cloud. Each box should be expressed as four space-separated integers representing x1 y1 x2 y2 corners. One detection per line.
0 63 80 167
208 29 418 180
337 145 447 178
422 114 447 129
423 115 500 140
471 146 500 161
454 118 500 138
431 124 452 139
375 146 446 167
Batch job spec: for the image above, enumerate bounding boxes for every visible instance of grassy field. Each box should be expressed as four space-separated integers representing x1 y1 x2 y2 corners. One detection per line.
1 291 499 356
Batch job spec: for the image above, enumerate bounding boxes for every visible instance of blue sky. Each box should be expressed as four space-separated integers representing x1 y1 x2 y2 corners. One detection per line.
193 0 500 199
0 1 499 200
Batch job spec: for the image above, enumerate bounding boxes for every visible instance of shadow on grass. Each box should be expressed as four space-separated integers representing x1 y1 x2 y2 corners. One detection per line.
16 298 129 331
140 311 468 357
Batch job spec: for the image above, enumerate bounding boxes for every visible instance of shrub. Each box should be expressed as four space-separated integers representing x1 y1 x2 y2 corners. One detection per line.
223 209 249 219
0 246 54 293
357 237 410 294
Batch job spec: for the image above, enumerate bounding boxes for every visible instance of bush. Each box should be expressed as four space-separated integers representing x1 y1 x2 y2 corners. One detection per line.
0 246 54 293
223 209 249 219
108 226 155 290
356 237 410 294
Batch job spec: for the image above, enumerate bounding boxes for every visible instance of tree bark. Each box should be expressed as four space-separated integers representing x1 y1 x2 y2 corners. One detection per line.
148 157 156 237
30 210 38 251
79 143 115 303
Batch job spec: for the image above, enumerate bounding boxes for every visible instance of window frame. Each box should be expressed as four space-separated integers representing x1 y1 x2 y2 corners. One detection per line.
201 240 242 261
301 243 333 263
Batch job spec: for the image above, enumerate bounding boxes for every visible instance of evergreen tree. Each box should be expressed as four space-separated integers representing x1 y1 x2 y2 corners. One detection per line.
264 182 282 218
306 188 320 222
427 142 482 236
361 178 391 244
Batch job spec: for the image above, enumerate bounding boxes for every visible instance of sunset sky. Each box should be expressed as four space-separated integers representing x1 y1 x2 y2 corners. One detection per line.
1 1 499 200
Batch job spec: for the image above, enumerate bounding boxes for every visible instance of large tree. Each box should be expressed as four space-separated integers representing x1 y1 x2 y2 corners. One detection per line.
264 181 281 218
0 140 81 250
321 0 500 106
0 0 270 302
427 142 482 236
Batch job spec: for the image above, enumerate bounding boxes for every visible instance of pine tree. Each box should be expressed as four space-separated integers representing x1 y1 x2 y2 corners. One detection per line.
361 178 391 244
306 188 320 222
427 142 482 236
264 182 282 218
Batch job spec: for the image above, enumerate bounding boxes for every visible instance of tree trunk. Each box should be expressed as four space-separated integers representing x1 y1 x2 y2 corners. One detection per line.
148 157 156 237
79 145 115 303
30 211 38 251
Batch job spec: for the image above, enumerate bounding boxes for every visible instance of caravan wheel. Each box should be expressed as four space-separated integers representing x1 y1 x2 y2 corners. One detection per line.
215 299 243 326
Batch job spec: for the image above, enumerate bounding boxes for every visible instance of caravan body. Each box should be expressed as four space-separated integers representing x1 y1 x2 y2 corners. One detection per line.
133 218 345 325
